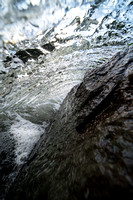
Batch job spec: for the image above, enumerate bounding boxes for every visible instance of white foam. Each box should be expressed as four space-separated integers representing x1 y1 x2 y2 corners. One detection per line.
10 114 46 165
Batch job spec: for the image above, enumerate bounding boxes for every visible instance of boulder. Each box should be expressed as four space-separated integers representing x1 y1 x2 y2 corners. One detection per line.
6 45 133 200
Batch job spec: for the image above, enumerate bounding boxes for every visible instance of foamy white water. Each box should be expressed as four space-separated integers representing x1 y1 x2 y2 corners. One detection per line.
10 114 47 165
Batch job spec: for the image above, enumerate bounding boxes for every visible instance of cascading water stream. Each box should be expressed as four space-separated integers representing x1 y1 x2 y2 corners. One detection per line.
0 0 133 199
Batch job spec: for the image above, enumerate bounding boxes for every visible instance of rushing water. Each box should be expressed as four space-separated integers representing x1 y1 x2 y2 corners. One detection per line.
0 0 133 199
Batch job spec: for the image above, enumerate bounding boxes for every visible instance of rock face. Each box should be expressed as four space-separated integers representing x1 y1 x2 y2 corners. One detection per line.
7 45 133 200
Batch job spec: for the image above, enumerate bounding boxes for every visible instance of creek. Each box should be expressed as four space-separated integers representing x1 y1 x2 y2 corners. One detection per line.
0 0 133 199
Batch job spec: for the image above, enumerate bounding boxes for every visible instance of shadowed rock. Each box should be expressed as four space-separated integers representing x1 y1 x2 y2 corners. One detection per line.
6 45 133 200
15 49 43 63
41 43 55 52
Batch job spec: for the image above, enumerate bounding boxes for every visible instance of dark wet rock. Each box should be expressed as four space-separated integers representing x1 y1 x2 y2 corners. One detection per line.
15 48 43 63
14 51 29 63
0 114 17 200
41 43 55 52
4 56 12 63
6 45 133 200
25 49 43 58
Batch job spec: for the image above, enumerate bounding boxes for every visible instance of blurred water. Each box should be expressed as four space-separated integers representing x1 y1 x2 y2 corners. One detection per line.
0 0 133 199
0 0 83 42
